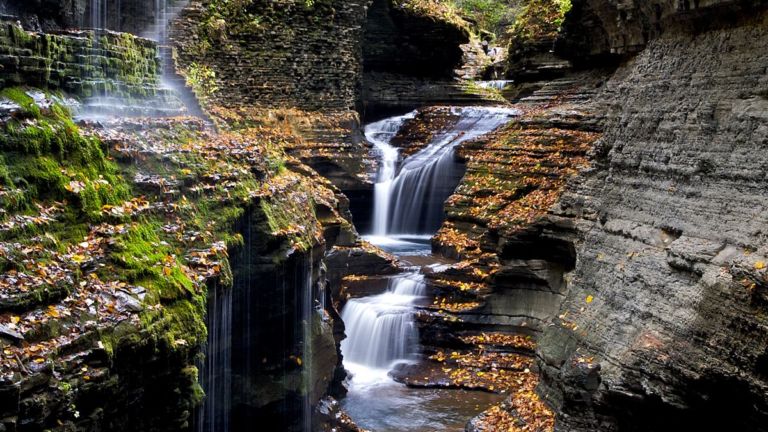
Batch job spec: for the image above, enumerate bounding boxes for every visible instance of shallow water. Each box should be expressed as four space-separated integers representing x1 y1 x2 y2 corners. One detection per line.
341 362 504 432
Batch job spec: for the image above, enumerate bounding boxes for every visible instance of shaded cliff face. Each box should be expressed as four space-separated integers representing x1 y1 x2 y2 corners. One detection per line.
360 0 499 119
538 6 768 431
558 0 767 59
363 0 468 78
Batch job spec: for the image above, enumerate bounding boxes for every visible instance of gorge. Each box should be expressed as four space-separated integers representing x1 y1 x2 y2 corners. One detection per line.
0 0 767 432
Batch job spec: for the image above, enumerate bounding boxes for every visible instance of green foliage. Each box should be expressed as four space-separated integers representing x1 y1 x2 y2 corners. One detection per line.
184 63 219 102
202 0 263 38
452 0 521 35
395 0 469 30
507 0 571 48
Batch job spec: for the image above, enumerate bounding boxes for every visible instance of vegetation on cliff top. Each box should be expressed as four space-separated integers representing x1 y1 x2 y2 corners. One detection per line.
451 0 523 35
507 0 572 46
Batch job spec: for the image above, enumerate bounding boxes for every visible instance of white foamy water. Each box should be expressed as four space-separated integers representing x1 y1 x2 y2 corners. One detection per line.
365 107 520 236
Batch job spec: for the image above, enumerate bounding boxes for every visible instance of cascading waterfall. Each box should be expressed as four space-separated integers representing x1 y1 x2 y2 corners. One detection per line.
366 111 417 236
341 106 518 430
367 107 519 236
341 273 426 369
477 80 513 90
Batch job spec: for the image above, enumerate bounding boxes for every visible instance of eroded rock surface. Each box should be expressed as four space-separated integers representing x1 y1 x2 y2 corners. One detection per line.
538 8 768 431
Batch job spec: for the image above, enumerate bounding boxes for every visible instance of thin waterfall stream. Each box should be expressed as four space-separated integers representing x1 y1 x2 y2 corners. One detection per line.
341 106 519 431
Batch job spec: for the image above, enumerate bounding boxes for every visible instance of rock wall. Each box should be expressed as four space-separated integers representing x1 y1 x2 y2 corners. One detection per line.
3 0 183 35
538 5 768 431
172 0 368 112
360 0 494 119
170 1 376 194
432 73 607 332
558 0 766 58
363 0 468 78
0 19 161 99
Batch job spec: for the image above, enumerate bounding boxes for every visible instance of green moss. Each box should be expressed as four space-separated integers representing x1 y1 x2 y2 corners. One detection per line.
0 98 130 217
0 87 41 118
111 222 196 302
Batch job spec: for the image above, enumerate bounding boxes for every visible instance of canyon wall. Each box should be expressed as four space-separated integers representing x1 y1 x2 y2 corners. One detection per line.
172 0 368 112
361 0 493 119
536 1 768 430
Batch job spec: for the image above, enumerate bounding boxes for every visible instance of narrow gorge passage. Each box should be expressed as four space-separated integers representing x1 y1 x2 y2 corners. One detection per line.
341 107 518 431
4 1 768 431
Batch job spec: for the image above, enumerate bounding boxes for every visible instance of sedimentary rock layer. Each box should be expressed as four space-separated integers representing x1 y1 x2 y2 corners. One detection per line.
539 6 768 431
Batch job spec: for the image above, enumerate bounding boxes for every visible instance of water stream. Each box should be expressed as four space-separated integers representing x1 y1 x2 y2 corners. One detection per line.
369 107 519 235
341 106 518 431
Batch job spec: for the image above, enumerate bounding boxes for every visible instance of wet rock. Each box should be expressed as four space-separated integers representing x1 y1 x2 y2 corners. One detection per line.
313 396 366 432
0 19 165 103
0 324 23 343
113 291 143 313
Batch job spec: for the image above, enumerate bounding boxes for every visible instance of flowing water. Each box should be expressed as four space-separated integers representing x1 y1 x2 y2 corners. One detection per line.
79 0 200 120
476 80 514 90
368 107 520 235
342 106 518 431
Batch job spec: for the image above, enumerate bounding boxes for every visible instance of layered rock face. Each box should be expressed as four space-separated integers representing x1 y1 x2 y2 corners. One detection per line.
537 5 768 431
0 19 160 99
558 0 766 58
171 0 375 194
172 0 368 112
361 0 493 118
363 0 467 78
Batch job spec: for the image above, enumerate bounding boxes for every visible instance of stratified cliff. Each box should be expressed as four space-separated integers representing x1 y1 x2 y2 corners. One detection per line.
537 2 768 430
434 1 768 431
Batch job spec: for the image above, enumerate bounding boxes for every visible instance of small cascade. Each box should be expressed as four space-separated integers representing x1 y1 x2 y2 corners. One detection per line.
89 0 107 32
341 273 426 369
367 107 519 235
196 241 323 431
78 0 206 120
366 111 417 235
301 258 315 432
477 80 513 90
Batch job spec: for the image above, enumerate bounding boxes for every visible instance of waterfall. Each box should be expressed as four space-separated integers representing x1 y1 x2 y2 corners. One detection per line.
476 80 513 90
196 284 232 432
366 107 519 236
90 0 107 31
301 258 314 432
365 111 417 235
340 273 426 369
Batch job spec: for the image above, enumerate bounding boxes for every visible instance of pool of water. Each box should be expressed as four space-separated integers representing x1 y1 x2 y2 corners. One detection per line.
341 363 504 432
363 235 433 256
